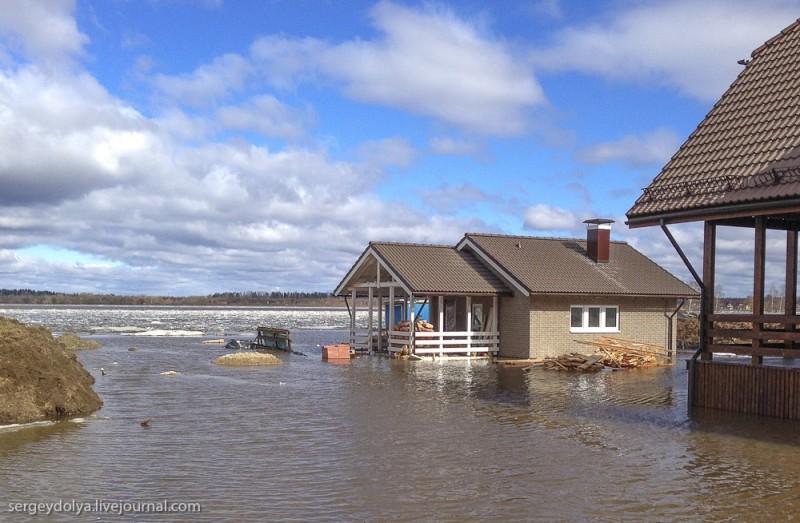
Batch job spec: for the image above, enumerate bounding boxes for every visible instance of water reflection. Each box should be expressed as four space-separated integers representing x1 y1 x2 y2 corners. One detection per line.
2 329 800 520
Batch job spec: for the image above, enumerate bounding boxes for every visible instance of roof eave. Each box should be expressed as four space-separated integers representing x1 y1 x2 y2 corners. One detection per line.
530 291 700 298
627 197 800 228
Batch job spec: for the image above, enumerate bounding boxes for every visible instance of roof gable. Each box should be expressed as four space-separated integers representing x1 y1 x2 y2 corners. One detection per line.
334 242 510 295
463 233 697 297
627 19 800 223
371 242 509 295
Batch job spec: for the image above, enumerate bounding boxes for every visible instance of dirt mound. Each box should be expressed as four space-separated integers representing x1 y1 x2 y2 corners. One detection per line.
57 332 101 353
0 317 103 424
213 352 281 366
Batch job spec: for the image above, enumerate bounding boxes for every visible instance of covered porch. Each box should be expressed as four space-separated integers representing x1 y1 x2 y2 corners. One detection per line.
334 242 507 357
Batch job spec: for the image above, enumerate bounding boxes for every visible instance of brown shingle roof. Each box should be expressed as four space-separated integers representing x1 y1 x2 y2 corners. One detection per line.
371 242 509 295
464 233 698 297
627 19 800 223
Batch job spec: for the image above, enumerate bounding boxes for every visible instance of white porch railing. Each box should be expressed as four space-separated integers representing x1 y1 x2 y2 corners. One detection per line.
387 330 499 355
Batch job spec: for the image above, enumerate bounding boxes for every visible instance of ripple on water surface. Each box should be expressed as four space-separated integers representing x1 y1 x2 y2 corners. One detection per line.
1 309 800 520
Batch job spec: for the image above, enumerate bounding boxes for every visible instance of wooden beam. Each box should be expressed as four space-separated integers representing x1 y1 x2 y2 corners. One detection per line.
702 221 716 361
787 229 798 350
376 263 382 353
409 293 415 354
351 288 357 348
628 201 800 229
367 286 374 355
707 344 800 358
388 286 395 334
438 295 444 357
466 296 472 356
752 216 766 365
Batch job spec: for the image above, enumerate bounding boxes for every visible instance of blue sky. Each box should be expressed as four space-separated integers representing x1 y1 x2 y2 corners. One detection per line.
0 0 797 295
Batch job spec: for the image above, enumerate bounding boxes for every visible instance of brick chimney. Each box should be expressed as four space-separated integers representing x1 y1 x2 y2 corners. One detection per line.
584 218 614 263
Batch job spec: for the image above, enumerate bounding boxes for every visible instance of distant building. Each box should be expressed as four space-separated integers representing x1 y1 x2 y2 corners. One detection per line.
335 220 697 359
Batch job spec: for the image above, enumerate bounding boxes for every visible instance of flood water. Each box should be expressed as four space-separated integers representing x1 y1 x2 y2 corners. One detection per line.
1 306 800 521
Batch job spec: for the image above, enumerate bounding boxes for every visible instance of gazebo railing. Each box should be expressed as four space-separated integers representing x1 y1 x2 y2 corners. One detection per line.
387 330 499 355
707 313 800 356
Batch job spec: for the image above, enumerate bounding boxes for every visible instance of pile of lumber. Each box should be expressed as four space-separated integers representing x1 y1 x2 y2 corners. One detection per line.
525 336 669 373
395 320 435 332
534 353 605 372
574 336 668 369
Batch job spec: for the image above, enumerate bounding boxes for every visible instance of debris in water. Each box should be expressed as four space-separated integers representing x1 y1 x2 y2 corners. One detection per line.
140 419 151 428
160 371 179 376
213 352 281 366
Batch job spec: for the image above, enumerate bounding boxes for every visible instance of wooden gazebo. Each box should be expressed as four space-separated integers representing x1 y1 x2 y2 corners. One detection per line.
627 19 800 418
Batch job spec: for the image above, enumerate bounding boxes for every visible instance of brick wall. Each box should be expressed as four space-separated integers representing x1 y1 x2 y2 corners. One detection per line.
529 295 679 359
498 293 532 358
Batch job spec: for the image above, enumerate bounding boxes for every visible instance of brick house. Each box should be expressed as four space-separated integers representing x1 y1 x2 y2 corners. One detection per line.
335 220 697 359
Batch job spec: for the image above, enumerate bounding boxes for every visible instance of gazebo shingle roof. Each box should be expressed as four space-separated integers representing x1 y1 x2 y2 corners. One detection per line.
627 19 800 224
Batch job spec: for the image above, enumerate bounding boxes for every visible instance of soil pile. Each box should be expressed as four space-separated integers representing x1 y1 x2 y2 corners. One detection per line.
0 317 103 424
213 352 281 366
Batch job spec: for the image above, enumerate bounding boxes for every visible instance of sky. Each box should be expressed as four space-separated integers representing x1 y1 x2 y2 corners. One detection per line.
0 0 798 296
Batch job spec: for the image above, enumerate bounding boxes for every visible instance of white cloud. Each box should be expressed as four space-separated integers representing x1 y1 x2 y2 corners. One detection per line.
0 63 477 292
216 95 312 140
421 184 492 212
0 0 87 64
528 0 563 19
356 137 416 169
578 128 680 167
532 0 799 100
0 66 154 203
250 1 544 135
523 204 579 231
429 136 486 159
153 53 251 105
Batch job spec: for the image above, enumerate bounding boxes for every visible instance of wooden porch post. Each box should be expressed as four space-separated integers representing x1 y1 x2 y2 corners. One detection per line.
753 217 766 365
786 229 798 351
351 288 357 349
466 296 472 356
409 293 415 354
492 295 498 354
438 295 444 357
388 285 395 352
701 221 716 361
368 286 374 355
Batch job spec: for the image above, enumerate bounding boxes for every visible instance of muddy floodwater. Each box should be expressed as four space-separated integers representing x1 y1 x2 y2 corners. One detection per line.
1 306 800 521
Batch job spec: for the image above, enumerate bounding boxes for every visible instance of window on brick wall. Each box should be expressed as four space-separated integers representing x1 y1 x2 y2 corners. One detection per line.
569 305 619 333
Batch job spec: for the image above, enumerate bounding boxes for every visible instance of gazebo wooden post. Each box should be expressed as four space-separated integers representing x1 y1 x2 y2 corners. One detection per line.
367 286 374 355
466 296 472 356
701 221 716 361
408 293 415 354
351 288 357 349
752 217 766 365
438 295 444 357
786 229 798 351
377 264 383 354
388 286 395 352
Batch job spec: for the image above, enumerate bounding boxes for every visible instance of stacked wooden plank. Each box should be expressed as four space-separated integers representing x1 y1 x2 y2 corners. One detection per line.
531 353 605 372
395 320 435 332
524 337 669 373
574 336 668 369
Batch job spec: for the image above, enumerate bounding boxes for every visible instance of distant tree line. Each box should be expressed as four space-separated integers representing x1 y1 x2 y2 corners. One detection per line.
0 289 345 307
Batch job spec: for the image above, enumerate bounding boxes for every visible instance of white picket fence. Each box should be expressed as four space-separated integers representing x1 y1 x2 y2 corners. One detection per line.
387 330 499 355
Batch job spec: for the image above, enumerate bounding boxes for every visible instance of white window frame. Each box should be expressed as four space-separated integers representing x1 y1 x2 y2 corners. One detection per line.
569 305 620 333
